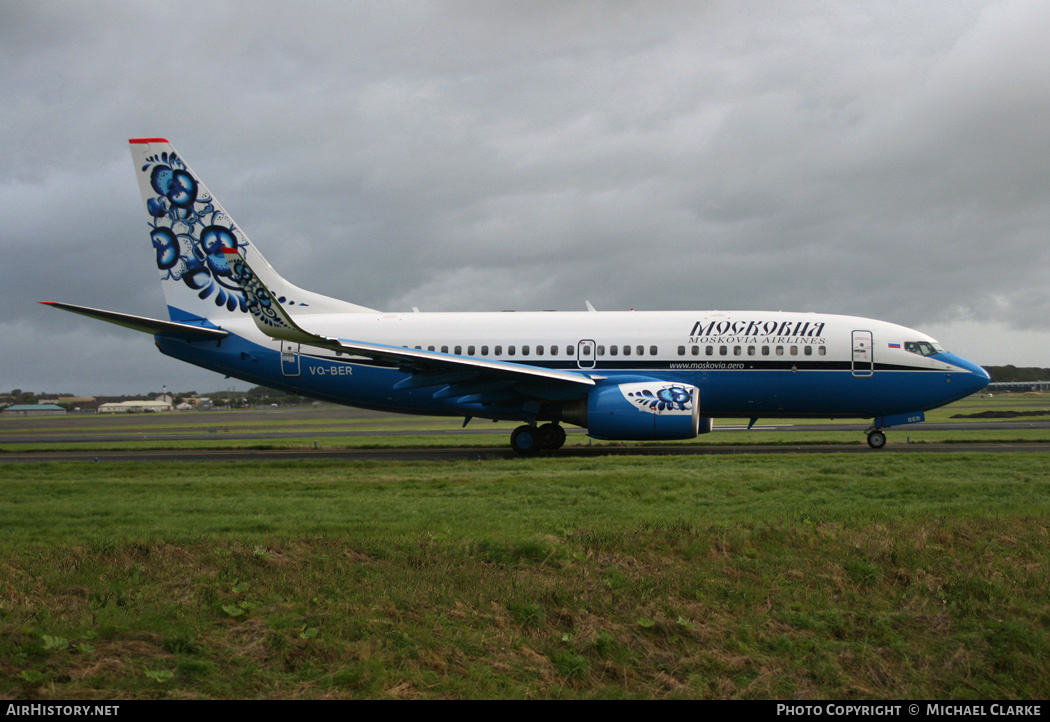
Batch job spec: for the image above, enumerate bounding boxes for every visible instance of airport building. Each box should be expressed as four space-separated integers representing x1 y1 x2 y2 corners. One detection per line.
986 381 1050 393
1 404 67 417
97 399 173 413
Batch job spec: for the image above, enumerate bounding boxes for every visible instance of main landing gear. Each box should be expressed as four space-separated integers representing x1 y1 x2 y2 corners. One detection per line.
510 423 567 455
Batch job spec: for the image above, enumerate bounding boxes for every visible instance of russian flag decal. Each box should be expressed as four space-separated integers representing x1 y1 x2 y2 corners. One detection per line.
888 343 901 349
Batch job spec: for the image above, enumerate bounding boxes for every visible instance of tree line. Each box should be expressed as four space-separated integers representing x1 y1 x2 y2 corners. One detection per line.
983 366 1050 382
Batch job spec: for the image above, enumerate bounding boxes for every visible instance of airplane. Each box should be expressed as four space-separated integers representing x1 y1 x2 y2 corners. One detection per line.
43 138 990 453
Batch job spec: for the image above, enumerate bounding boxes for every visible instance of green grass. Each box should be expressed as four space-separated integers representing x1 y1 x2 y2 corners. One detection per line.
0 417 463 436
2 454 1049 699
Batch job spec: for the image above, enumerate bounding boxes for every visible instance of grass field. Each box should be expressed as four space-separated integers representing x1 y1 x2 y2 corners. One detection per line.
2 451 1049 699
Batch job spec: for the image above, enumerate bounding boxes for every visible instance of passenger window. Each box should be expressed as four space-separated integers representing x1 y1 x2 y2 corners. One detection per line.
610 346 618 356
762 346 769 356
481 345 489 356
454 346 462 355
522 345 529 356
790 346 798 356
623 345 631 356
776 346 784 356
508 346 516 356
495 345 502 356
636 345 644 356
804 346 812 356
733 346 742 356
747 346 756 356
536 345 543 356
706 346 714 356
691 346 700 356
428 345 435 352
441 345 449 353
566 346 573 356
719 345 727 356
677 345 685 356
467 345 475 355
650 345 658 355
818 346 826 356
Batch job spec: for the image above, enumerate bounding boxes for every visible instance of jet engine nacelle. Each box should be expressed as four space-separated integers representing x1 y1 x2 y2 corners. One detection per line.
562 381 709 440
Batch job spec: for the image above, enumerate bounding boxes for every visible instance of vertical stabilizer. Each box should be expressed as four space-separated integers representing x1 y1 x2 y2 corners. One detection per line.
128 138 375 323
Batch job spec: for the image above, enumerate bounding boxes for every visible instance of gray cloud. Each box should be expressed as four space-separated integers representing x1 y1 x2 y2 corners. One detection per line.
3 0 1049 395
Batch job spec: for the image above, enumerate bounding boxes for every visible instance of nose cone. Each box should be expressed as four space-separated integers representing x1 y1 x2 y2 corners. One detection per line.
935 352 991 396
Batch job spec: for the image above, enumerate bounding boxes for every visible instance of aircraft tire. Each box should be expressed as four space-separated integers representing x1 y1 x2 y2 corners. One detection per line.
552 424 567 449
511 425 539 455
867 430 887 449
537 423 566 450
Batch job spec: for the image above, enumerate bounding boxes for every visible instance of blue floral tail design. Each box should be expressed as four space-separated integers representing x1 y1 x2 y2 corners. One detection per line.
127 138 377 325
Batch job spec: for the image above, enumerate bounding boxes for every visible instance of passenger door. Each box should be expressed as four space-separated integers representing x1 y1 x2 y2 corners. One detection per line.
281 341 301 377
851 330 873 377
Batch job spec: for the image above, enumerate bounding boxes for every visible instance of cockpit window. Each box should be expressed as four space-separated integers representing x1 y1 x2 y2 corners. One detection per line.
904 341 945 356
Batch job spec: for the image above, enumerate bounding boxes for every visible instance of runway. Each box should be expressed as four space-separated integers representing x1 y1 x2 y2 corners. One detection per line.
2 440 1048 464
2 420 1047 445
2 404 1047 463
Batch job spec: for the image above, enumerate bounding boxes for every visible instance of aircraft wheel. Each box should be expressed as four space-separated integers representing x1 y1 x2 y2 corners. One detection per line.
511 425 539 455
537 423 566 450
867 430 887 449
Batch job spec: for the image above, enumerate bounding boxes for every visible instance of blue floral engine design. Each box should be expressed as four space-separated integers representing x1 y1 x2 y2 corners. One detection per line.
627 384 694 412
140 150 249 312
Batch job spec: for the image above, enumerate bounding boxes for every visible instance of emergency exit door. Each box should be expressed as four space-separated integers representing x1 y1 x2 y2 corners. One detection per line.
577 339 596 369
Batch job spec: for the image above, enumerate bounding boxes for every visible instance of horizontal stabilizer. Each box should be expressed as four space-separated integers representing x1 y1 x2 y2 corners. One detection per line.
40 302 229 340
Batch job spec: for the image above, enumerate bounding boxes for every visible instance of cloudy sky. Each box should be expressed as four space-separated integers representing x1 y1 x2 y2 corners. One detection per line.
3 0 1049 396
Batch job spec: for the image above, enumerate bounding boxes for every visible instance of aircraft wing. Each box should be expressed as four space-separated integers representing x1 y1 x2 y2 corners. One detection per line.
40 301 229 340
221 248 597 400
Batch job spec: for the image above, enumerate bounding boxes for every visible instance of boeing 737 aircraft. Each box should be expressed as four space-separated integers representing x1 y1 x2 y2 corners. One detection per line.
43 138 990 453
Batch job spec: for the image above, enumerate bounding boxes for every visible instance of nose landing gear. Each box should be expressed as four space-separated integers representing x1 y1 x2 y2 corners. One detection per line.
866 429 887 449
864 411 925 449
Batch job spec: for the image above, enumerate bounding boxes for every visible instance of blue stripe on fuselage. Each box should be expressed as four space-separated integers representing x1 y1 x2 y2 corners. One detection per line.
153 331 989 420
